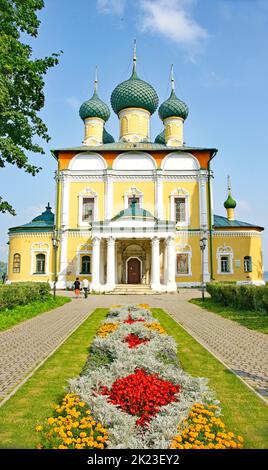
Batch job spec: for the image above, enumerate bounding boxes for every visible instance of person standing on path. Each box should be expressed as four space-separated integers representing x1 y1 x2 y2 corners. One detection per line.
73 277 81 299
82 278 89 298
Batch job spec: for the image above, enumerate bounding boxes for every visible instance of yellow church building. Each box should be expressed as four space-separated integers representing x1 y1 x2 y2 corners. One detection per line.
7 50 265 292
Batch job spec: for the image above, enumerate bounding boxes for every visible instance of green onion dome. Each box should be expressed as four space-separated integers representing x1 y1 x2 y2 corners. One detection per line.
103 127 115 143
159 89 189 121
111 69 159 115
224 194 237 209
154 130 165 144
79 90 110 122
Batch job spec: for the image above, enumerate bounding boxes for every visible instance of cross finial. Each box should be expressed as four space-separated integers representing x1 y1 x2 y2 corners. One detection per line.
46 202 51 211
171 64 175 91
133 39 137 73
227 175 231 194
94 65 98 93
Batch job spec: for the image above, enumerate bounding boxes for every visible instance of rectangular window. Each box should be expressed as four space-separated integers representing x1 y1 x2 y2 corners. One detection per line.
176 253 189 274
82 198 94 223
128 197 140 208
220 256 230 273
244 256 252 273
13 254 21 273
174 197 186 223
35 253 46 274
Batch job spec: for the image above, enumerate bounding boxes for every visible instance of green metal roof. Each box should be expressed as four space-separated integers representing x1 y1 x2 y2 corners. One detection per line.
154 130 165 144
111 69 159 115
112 204 155 221
159 89 189 121
79 90 110 122
51 142 218 157
9 204 55 233
213 214 264 231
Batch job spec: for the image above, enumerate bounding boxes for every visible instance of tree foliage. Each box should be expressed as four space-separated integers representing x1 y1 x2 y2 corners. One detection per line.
0 0 61 214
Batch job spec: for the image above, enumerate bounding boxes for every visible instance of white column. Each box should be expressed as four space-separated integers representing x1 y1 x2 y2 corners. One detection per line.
199 172 210 282
58 174 69 288
166 236 177 292
151 237 161 290
91 237 101 292
105 175 113 220
105 237 116 291
155 175 163 219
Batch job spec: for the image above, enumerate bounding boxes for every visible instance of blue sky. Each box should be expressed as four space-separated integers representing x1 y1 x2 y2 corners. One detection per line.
1 0 268 269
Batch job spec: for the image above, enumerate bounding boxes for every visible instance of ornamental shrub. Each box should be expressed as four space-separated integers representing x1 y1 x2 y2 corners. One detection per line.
0 282 51 310
207 283 268 314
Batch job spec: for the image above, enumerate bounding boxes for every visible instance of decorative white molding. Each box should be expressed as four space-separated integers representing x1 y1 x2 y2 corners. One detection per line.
105 175 113 220
76 243 92 275
175 243 192 277
169 187 189 227
78 187 98 227
61 175 69 229
217 245 234 274
30 243 50 276
68 152 107 171
123 186 144 209
161 152 200 171
155 176 163 219
113 152 157 171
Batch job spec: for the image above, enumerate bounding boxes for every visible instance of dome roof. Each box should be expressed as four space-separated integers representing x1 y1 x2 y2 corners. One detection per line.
79 90 110 122
103 127 115 144
155 130 165 144
224 194 237 209
111 69 159 115
159 89 189 121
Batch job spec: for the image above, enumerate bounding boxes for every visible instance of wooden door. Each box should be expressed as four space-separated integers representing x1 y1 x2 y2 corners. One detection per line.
127 258 141 284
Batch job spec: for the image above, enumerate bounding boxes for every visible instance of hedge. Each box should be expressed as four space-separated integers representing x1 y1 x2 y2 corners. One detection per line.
0 283 51 310
206 283 268 314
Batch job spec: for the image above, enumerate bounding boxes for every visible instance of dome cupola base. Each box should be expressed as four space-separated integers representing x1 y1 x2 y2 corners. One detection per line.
119 107 150 142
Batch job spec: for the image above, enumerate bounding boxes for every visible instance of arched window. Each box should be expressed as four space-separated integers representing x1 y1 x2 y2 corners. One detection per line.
81 256 91 274
35 253 46 274
13 253 21 273
244 256 252 273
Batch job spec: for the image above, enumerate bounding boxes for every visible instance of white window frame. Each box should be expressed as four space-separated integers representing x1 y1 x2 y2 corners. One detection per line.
169 188 189 227
217 246 233 274
124 186 143 209
30 243 50 276
176 245 192 277
76 244 92 276
78 187 98 227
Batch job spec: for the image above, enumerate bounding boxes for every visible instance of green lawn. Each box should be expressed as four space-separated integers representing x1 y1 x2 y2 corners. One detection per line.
190 298 268 334
151 308 268 449
0 296 71 331
0 308 109 448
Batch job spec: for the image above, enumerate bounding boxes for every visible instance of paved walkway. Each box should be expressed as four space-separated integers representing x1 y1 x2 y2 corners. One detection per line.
0 290 268 405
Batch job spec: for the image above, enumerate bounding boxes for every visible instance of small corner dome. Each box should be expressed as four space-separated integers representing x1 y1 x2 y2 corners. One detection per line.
79 90 110 122
32 203 54 222
159 90 189 121
111 69 159 115
224 194 237 209
155 130 165 144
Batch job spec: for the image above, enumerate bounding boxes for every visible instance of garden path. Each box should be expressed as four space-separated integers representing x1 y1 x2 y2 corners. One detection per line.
0 289 267 405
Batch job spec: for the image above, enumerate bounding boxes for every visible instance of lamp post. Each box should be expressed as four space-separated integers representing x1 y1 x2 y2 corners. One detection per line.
52 231 60 299
199 236 207 301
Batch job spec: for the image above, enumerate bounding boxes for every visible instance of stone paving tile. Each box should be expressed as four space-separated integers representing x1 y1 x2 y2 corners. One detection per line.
1 289 268 404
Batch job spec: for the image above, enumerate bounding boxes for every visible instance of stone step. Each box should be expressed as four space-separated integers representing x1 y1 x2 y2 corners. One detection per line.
106 284 156 295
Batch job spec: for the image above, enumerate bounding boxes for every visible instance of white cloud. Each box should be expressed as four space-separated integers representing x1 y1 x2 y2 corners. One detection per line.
139 0 208 52
97 0 126 16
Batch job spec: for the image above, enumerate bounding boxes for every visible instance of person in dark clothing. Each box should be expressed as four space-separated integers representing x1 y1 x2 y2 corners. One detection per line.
73 277 80 299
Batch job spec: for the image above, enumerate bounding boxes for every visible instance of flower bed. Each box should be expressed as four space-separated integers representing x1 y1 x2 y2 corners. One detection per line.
36 305 243 449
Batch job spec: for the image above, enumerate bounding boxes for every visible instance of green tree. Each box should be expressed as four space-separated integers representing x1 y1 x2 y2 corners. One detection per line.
0 0 61 215
0 260 7 275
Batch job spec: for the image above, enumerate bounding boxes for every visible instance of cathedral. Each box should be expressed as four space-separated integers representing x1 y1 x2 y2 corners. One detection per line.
7 48 265 291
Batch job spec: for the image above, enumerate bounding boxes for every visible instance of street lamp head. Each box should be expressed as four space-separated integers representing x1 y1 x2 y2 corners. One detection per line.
199 237 207 250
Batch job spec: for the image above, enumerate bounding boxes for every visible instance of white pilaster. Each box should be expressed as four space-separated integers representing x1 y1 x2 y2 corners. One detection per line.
105 237 116 291
58 174 69 288
105 175 113 220
91 237 101 292
199 172 210 282
155 176 163 220
151 237 161 290
166 236 177 292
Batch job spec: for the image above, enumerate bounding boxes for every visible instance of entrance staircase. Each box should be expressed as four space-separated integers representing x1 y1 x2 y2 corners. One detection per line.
107 284 157 295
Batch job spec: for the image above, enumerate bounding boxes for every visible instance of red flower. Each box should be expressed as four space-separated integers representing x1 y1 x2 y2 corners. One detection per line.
101 369 180 426
124 334 149 349
123 313 145 324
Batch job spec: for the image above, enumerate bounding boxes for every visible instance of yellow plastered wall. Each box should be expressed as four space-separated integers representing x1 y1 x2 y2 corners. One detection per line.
65 236 92 283
162 181 200 227
8 234 53 282
112 181 155 217
68 182 105 227
175 235 201 283
212 233 264 282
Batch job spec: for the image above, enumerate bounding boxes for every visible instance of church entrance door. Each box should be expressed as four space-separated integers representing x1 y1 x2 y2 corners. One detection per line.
127 258 141 284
